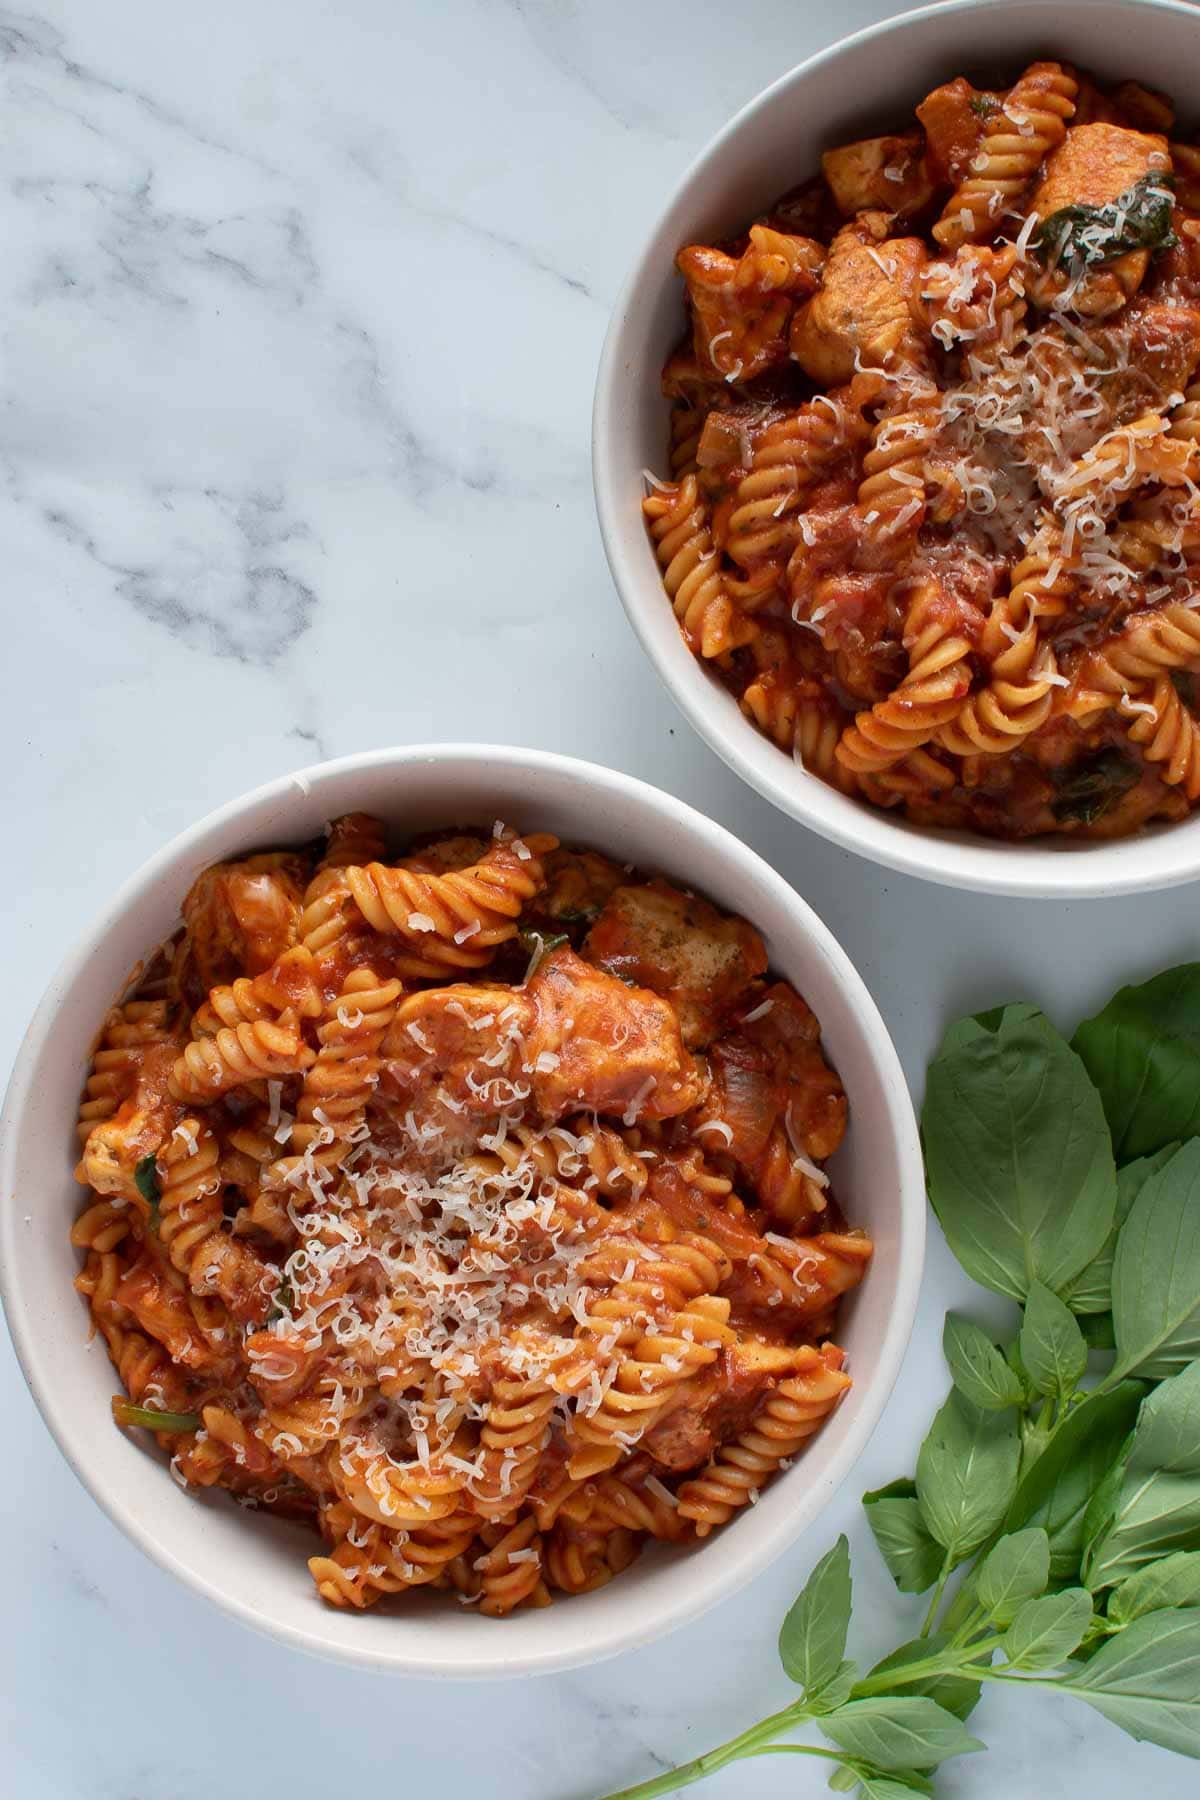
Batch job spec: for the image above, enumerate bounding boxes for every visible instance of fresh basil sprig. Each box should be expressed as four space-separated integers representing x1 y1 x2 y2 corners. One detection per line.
594 964 1200 1800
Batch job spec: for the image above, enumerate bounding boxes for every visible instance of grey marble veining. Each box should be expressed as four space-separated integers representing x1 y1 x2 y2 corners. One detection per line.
3 2 1198 1796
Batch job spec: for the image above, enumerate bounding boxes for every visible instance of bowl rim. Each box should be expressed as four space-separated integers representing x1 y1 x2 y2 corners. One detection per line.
0 742 926 1676
592 0 1200 900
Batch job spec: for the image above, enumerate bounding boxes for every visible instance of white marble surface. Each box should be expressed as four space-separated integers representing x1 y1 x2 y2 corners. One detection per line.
2 1 1199 1795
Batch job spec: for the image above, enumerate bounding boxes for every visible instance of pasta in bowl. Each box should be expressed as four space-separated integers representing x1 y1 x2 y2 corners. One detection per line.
594 0 1200 894
0 747 922 1674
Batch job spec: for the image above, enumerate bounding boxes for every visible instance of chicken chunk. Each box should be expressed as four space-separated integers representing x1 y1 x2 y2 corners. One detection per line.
180 853 307 995
916 78 1003 185
678 226 824 383
524 946 704 1122
822 131 934 218
379 950 704 1133
790 214 927 383
532 847 627 927
584 880 767 1048
693 983 847 1164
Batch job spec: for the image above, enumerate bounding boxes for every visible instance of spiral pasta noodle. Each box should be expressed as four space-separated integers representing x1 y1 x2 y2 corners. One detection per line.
934 63 1077 248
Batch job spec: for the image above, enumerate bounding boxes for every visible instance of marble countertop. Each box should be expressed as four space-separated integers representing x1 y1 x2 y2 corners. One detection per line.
2 2 1198 1795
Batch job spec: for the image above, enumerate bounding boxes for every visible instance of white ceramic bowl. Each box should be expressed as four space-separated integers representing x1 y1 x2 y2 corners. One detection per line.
0 744 923 1677
594 0 1200 899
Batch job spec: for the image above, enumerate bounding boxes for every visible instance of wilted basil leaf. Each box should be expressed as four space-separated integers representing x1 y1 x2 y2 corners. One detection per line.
1034 173 1177 269
923 1005 1116 1302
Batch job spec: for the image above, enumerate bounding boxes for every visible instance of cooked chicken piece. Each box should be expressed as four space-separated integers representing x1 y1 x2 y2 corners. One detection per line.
181 853 307 994
402 835 489 874
533 847 627 927
822 131 934 218
790 214 927 383
692 982 847 1166
524 947 704 1122
380 948 703 1132
584 880 767 1049
916 78 1004 185
678 226 824 382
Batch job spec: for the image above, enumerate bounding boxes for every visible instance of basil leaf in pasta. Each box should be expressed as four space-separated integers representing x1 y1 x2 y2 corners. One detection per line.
1002 1589 1093 1671
943 1314 1026 1410
1051 749 1140 826
1110 1140 1200 1381
923 1005 1116 1302
1085 1361 1200 1591
1062 1608 1200 1758
1034 173 1178 270
134 1152 162 1223
819 1698 983 1773
976 1528 1051 1627
1004 1383 1144 1581
778 1534 854 1703
1020 1282 1087 1400
863 1481 944 1594
1073 964 1200 1162
915 1391 1019 1564
112 1399 201 1433
1110 1553 1200 1627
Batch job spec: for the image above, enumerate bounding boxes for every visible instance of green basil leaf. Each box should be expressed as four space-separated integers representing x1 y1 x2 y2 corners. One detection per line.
1074 964 1200 1161
976 1528 1051 1626
111 1399 201 1433
863 1481 944 1594
1063 1147 1179 1317
819 1698 983 1773
779 1535 853 1699
134 1152 162 1225
943 1314 1025 1410
1081 1313 1117 1350
1002 1588 1093 1670
1020 1282 1088 1399
1110 1552 1200 1627
1085 1359 1200 1591
916 1390 1020 1563
828 1768 858 1792
1063 1607 1200 1757
923 1004 1116 1301
1111 1139 1200 1380
866 1635 981 1721
1005 1382 1145 1580
852 1772 936 1800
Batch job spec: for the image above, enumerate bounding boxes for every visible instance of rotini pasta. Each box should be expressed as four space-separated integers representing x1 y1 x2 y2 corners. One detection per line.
646 64 1200 839
72 817 868 1616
